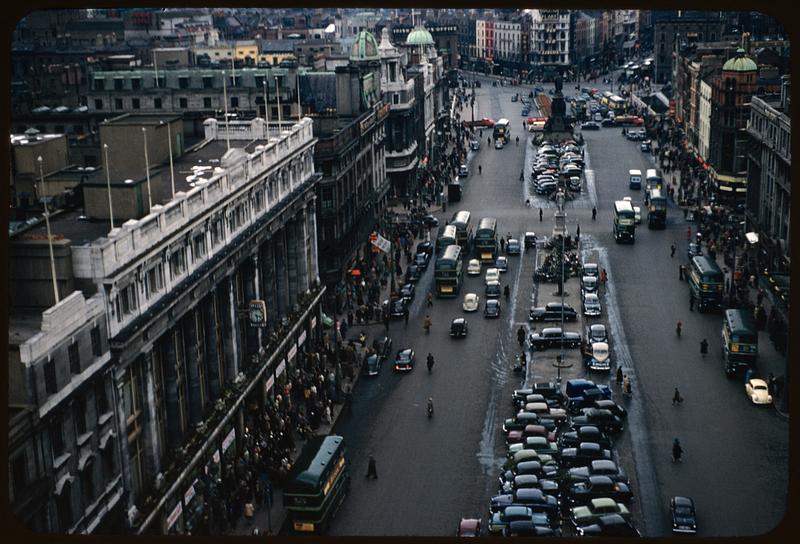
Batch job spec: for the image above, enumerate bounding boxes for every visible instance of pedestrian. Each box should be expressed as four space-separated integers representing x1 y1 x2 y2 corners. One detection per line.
689 293 694 312
679 264 684 280
616 366 624 386
670 244 676 258
592 206 597 220
244 501 255 525
347 311 354 328
768 372 776 396
700 338 708 356
403 307 409 326
672 388 683 405
500 237 506 252
366 454 378 479
383 313 390 332
576 224 580 241
672 438 683 462
539 208 543 222
426 291 433 308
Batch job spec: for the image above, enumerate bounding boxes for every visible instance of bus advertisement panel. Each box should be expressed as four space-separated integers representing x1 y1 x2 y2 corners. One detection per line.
493 118 510 142
474 217 498 261
434 244 464 297
688 256 724 311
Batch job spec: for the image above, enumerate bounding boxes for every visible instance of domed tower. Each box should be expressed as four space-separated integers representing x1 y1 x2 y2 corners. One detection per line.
405 25 434 65
337 29 382 115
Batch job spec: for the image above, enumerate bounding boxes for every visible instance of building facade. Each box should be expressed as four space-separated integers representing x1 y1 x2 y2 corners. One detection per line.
530 9 572 80
652 10 725 83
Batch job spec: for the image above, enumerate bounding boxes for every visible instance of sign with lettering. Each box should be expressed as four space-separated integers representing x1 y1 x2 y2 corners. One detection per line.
276 360 286 377
288 344 298 362
165 501 183 531
222 428 236 452
298 330 307 346
184 480 197 505
249 300 267 328
311 316 317 328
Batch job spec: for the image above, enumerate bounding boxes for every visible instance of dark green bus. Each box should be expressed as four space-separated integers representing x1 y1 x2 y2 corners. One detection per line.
474 217 498 261
688 256 724 311
284 435 349 533
434 244 464 297
722 309 758 378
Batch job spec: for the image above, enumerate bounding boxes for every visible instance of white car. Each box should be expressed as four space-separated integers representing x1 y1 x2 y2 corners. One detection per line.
623 196 633 202
745 378 773 405
463 293 480 312
495 139 504 149
633 206 642 224
485 267 500 285
583 293 602 317
467 259 481 276
458 164 469 177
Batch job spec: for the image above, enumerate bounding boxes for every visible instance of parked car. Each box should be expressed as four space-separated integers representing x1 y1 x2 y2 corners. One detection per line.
416 240 434 255
389 298 407 318
586 324 608 344
450 317 469 338
363 354 382 376
457 518 482 537
421 215 439 228
559 425 613 449
485 280 502 299
495 255 508 272
507 436 560 460
503 521 558 537
399 282 415 303
405 263 422 283
506 238 522 255
569 176 582 191
535 181 558 195
592 399 628 419
633 206 642 224
670 496 698 534
458 164 469 177
601 118 616 127
570 497 631 528
463 293 480 312
581 276 598 298
470 139 481 151
565 379 612 400
484 299 501 318
583 293 602 317
511 94 519 102
530 302 578 322
372 335 393 362
560 442 613 468
394 348 416 371
567 388 612 414
467 258 481 275
495 139 505 149
503 412 556 434
524 232 538 248
640 139 651 152
575 514 640 536
488 506 549 536
567 460 629 485
746 378 773 405
585 342 611 371
581 121 601 130
582 263 599 278
529 327 582 350
567 475 634 506
571 408 624 433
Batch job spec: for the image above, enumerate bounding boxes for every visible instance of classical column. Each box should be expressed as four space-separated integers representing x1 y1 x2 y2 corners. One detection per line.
141 348 163 480
202 290 222 400
162 330 183 450
307 198 320 282
243 256 259 361
183 310 203 426
260 241 277 331
219 276 240 383
286 219 299 308
274 228 289 317
295 209 310 294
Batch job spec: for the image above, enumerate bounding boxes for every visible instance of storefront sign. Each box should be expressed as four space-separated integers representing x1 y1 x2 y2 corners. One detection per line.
212 450 220 464
184 480 197 505
311 316 317 328
288 345 297 362
165 501 183 531
298 330 307 346
276 360 286 377
222 428 236 453
265 374 275 394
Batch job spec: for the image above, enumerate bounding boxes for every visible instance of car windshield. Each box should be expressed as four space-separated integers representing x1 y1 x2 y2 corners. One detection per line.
674 506 693 515
753 384 767 391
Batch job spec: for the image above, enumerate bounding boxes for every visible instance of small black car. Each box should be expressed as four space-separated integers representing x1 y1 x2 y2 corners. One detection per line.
560 442 613 468
484 299 501 318
529 327 582 350
399 282 415 303
571 408 624 433
372 336 393 361
450 317 469 338
389 298 407 319
592 399 628 419
568 475 634 506
405 264 422 283
415 251 431 270
567 460 629 485
586 324 608 344
529 303 578 322
363 354 382 376
576 514 640 536
670 496 697 534
416 240 434 256
559 425 612 449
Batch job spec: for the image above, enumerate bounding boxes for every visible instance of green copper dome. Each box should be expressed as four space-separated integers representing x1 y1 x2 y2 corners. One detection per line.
722 48 757 72
349 30 380 62
406 26 434 46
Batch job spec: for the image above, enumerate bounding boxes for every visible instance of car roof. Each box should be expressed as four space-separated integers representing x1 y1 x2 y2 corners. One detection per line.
591 459 617 470
749 378 768 386
672 496 694 506
398 347 413 354
590 497 618 508
487 280 501 287
585 294 599 301
452 317 466 324
592 342 609 350
515 487 544 499
588 475 614 485
465 292 478 299
590 323 606 331
487 299 500 305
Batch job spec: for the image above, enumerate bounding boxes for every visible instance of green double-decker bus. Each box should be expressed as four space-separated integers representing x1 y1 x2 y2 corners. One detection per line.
722 309 759 378
647 187 667 229
688 256 724 311
434 244 464 297
474 217 498 261
613 200 636 243
450 210 473 250
284 435 349 534
436 224 458 256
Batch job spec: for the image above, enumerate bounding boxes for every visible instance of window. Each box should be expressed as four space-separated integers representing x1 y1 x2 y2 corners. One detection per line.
50 421 65 458
169 247 187 278
131 78 141 90
68 342 80 374
178 76 189 89
254 76 264 88
80 461 95 504
91 326 102 357
44 360 57 395
114 79 123 91
192 233 206 261
10 454 28 500
120 283 138 316
154 97 162 109
179 97 188 109
204 97 212 109
55 484 72 531
211 217 224 246
145 264 164 299
132 98 140 109
230 96 239 108
95 380 109 416
74 398 86 436
156 76 166 88
94 98 103 110
94 79 104 91
114 98 123 110
203 76 213 89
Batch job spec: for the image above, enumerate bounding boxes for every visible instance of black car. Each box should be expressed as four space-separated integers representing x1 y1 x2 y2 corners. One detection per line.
415 251 431 270
503 474 560 498
422 215 439 228
399 282 415 303
592 399 627 419
503 413 557 433
490 488 559 518
687 242 703 258
363 354 382 376
560 442 613 468
575 514 640 536
389 298 407 319
529 327 582 350
484 299 501 318
393 348 415 371
567 460 629 485
566 388 613 415
601 118 616 127
485 281 502 299
450 317 469 338
512 382 565 408
581 121 601 130
503 521 559 537
559 425 613 449
371 335 393 361
405 263 422 283
530 302 578 322
416 240 434 256
571 408 624 433
670 496 697 534
586 324 609 344
567 475 634 506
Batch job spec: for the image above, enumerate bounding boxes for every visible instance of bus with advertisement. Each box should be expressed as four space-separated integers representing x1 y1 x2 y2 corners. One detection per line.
474 217 498 261
493 118 511 143
284 435 349 534
449 210 473 250
688 256 724 312
722 309 759 378
434 244 464 297
647 187 668 229
613 200 636 243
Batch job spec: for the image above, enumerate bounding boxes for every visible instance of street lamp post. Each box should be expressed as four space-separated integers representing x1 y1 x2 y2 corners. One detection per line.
142 127 153 211
37 156 60 304
102 143 115 229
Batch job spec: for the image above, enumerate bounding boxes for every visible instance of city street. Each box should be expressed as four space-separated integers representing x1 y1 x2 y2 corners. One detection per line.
327 75 788 536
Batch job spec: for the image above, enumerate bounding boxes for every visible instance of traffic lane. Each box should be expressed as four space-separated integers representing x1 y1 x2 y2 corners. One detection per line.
594 209 788 536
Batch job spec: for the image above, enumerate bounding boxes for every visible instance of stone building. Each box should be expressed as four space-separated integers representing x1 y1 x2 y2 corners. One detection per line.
530 9 572 80
652 10 725 84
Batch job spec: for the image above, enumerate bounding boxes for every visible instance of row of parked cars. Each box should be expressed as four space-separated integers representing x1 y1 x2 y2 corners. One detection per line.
471 376 642 537
531 140 584 195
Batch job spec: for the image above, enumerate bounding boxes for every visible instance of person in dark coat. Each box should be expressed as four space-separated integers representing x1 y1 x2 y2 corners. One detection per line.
366 455 378 479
